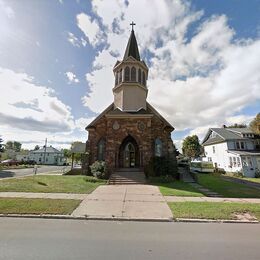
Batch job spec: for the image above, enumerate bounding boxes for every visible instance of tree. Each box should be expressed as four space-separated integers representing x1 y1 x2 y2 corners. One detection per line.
13 141 22 152
34 145 40 150
227 123 247 128
62 148 71 159
5 141 14 150
4 141 22 152
0 137 4 153
182 135 201 158
249 113 260 135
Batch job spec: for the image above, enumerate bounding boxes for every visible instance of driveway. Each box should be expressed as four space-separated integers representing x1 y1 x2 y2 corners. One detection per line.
72 184 173 221
0 165 67 179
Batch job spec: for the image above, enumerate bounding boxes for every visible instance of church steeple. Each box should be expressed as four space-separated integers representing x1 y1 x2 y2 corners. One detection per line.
113 23 148 112
123 28 140 61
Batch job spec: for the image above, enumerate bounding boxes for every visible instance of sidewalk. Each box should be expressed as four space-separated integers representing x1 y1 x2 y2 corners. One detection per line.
71 185 173 221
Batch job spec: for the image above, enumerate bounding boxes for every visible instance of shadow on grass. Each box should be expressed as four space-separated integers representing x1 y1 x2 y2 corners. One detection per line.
0 170 15 178
36 181 48 186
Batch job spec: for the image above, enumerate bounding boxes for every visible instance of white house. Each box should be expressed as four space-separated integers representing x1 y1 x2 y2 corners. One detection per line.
28 146 66 166
201 127 260 177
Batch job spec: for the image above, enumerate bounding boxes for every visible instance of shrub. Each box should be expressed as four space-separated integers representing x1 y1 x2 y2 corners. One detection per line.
90 161 107 179
255 168 260 178
145 156 179 179
233 171 243 178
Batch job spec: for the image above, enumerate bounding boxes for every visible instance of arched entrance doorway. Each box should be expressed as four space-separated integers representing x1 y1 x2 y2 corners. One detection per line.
118 135 139 168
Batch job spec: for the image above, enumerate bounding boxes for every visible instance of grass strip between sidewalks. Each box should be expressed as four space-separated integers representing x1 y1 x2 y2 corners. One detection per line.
0 198 81 215
169 201 260 220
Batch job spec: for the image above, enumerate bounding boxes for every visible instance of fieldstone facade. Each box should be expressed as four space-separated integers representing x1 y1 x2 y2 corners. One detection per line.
84 28 176 174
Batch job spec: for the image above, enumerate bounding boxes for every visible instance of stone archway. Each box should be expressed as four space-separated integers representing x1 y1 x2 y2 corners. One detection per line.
118 135 140 168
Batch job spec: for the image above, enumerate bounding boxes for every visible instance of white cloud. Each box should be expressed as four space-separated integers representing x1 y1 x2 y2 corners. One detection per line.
80 0 260 143
76 13 103 47
0 0 15 19
67 32 81 47
65 71 79 84
0 68 88 149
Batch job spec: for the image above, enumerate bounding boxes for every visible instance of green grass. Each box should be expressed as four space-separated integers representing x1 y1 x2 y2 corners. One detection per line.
197 173 260 198
151 180 204 197
0 175 106 194
0 198 80 215
168 202 260 220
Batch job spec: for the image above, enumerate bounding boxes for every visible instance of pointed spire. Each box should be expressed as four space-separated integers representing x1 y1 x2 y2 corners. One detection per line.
123 23 140 61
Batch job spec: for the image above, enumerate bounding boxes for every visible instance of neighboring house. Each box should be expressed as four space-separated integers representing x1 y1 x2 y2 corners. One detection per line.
16 153 29 162
28 146 66 165
202 127 260 177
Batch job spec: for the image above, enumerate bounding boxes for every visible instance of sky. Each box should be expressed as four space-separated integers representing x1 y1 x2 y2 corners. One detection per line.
0 0 259 151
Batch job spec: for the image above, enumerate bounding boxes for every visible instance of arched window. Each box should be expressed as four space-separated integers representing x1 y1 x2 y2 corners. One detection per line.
124 66 130 82
119 69 122 83
130 67 136 82
142 71 146 86
138 69 141 84
115 71 119 85
155 138 163 157
97 138 105 161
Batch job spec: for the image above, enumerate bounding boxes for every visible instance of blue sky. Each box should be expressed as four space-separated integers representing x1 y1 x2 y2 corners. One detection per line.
0 0 259 150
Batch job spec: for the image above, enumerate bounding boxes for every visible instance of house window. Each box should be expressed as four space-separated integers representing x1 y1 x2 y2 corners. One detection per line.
233 157 236 167
208 157 212 162
236 141 245 150
229 157 232 167
155 138 163 157
237 157 241 167
97 138 105 161
212 146 215 153
124 66 130 81
130 67 136 81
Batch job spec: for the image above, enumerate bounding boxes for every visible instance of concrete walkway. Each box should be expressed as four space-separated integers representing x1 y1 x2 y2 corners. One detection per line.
0 192 87 200
72 185 173 221
165 196 260 203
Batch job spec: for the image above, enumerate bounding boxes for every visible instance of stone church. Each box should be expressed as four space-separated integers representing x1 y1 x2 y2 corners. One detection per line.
85 27 175 173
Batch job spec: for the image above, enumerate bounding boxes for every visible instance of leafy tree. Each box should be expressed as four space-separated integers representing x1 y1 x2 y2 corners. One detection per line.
249 113 260 135
227 123 247 128
13 141 22 152
62 148 71 159
182 135 202 158
5 141 14 150
34 145 40 150
4 141 22 152
0 137 4 153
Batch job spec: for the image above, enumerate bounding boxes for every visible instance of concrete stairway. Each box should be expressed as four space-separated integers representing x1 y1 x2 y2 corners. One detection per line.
109 168 147 185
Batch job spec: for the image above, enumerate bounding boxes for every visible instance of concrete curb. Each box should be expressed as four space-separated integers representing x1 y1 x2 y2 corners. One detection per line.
0 214 173 222
0 214 258 224
175 218 259 224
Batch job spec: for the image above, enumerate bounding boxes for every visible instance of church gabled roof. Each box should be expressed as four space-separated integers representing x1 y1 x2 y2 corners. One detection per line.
123 30 140 61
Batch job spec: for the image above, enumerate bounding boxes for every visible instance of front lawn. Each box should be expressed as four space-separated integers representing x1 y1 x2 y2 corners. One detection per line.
151 180 204 197
169 202 260 220
0 198 80 215
0 175 106 194
197 173 260 198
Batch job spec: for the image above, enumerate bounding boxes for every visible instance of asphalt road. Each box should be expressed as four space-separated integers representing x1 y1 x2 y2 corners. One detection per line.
0 218 259 260
0 165 67 178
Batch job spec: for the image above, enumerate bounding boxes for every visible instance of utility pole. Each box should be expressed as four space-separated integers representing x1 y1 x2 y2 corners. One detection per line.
43 138 47 165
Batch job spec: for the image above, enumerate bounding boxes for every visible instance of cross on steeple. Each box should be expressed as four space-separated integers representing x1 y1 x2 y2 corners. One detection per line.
130 21 136 31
